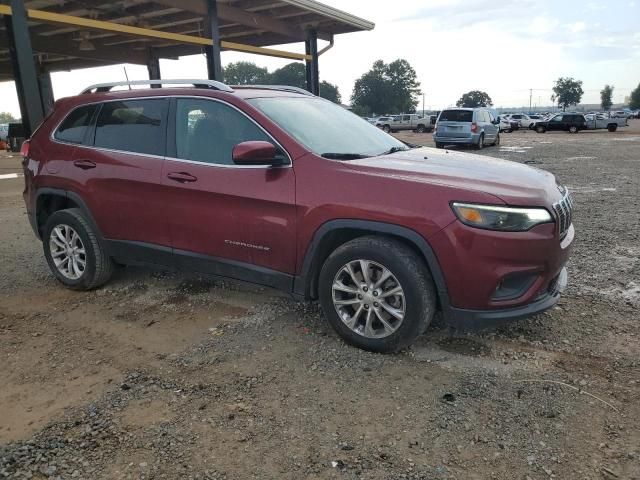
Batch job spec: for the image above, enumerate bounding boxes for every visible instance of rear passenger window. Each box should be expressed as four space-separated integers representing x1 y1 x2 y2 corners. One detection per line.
94 99 168 156
54 105 97 144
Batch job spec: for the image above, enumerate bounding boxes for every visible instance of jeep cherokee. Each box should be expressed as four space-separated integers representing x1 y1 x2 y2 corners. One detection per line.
21 79 574 352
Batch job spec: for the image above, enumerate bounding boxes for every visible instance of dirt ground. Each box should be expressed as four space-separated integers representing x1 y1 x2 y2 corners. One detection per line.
1 122 639 480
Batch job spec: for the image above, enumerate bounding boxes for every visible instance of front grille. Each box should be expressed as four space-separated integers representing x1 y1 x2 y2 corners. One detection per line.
552 187 574 239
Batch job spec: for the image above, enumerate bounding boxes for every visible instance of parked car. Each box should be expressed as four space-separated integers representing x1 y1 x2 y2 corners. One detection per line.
6 123 25 152
433 108 500 149
534 113 587 133
21 79 573 353
376 114 432 133
498 116 514 133
0 123 8 142
508 113 537 129
584 114 627 132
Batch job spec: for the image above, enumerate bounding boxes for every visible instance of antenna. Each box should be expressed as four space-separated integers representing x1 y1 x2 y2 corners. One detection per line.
123 67 132 90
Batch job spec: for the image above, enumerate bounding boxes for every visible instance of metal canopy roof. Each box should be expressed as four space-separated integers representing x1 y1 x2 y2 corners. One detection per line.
0 0 374 80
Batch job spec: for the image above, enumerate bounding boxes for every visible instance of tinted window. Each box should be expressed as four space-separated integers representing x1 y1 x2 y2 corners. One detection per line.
94 99 168 156
438 110 473 122
54 105 97 144
551 115 563 122
175 98 274 165
402 115 411 121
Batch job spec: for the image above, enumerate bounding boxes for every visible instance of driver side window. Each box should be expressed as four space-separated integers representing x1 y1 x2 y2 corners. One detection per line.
175 98 273 165
551 115 563 122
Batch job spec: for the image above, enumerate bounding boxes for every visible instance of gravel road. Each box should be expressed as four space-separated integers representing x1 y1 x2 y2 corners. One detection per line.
1 122 639 479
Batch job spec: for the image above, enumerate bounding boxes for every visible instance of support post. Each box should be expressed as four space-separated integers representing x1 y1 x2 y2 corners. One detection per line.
4 0 44 136
205 0 223 81
37 68 55 116
147 49 161 87
305 29 319 95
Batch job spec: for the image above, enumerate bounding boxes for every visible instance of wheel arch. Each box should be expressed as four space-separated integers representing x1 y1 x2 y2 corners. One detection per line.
35 188 102 241
294 220 450 310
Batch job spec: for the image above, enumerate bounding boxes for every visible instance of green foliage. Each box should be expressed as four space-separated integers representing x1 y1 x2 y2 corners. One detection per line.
223 61 269 85
600 84 614 111
319 81 341 103
268 62 306 89
0 112 17 123
456 90 493 108
551 77 584 111
629 83 640 110
351 59 421 115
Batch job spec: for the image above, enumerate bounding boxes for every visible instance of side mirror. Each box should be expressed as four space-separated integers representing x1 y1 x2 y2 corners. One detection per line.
232 141 282 166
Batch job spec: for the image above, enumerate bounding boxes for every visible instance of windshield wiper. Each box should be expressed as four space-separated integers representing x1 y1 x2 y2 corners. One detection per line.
376 146 410 156
321 152 370 160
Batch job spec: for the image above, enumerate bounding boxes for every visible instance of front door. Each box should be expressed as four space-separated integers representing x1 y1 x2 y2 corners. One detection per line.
548 115 564 131
162 97 297 290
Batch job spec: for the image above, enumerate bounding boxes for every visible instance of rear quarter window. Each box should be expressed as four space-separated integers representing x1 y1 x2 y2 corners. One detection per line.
54 104 98 144
439 110 473 122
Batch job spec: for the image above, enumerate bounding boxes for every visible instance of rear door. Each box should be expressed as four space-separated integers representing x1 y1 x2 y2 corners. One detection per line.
437 110 473 137
161 97 296 288
74 98 172 261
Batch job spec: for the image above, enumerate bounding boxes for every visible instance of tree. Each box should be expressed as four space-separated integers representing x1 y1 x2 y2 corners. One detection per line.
456 90 493 108
600 84 614 111
269 62 306 89
551 77 584 111
0 112 17 123
351 59 421 115
319 80 341 103
223 61 269 85
629 83 640 110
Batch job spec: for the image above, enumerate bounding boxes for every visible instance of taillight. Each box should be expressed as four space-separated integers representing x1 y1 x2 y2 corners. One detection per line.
471 122 478 133
20 140 30 158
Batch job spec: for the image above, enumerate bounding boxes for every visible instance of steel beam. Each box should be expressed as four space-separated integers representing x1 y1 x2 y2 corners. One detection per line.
147 49 161 87
37 68 55 115
305 29 318 95
3 0 43 136
205 0 222 81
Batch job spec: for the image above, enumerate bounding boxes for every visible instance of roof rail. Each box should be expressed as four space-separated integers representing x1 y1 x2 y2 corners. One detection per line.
231 85 315 96
80 79 234 94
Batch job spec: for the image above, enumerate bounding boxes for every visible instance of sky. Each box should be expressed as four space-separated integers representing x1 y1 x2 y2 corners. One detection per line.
1 0 639 117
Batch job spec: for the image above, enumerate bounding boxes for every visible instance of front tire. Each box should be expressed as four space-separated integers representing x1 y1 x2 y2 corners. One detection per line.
382 125 391 133
536 125 546 133
416 124 426 133
608 124 617 132
43 208 114 290
569 126 578 133
318 236 436 353
435 142 444 149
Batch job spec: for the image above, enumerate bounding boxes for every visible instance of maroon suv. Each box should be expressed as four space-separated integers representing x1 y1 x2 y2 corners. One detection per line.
21 80 574 352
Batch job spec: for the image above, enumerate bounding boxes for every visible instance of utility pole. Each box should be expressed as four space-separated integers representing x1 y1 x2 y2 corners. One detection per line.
529 88 532 113
422 92 425 115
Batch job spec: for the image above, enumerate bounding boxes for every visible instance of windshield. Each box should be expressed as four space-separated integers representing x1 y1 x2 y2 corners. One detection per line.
248 96 407 158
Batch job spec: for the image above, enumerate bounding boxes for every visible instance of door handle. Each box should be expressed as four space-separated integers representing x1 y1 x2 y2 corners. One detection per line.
167 172 198 183
73 159 96 170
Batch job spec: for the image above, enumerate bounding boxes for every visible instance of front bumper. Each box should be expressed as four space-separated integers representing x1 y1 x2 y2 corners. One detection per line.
444 267 568 329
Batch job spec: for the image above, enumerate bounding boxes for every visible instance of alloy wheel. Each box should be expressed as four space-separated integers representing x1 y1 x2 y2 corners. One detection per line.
49 224 86 280
331 259 406 338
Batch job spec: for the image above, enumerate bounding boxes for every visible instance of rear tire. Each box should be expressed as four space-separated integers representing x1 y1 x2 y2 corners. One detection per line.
382 125 391 133
43 208 114 290
475 134 484 150
608 124 617 132
416 125 426 133
318 236 436 353
435 142 444 149
493 133 500 146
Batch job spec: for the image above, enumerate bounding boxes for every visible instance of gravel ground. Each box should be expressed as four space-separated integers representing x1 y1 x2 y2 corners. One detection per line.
1 122 639 479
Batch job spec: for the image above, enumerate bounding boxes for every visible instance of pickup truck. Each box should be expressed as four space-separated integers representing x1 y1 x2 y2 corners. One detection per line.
376 114 433 133
584 114 627 132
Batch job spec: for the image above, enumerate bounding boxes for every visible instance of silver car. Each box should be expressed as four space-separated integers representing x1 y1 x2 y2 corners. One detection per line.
0 124 8 142
433 108 500 149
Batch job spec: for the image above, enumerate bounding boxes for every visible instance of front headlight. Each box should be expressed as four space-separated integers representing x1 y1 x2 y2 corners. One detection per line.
451 202 553 231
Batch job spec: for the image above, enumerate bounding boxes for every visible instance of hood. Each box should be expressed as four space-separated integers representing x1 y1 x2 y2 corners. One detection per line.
347 147 561 206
